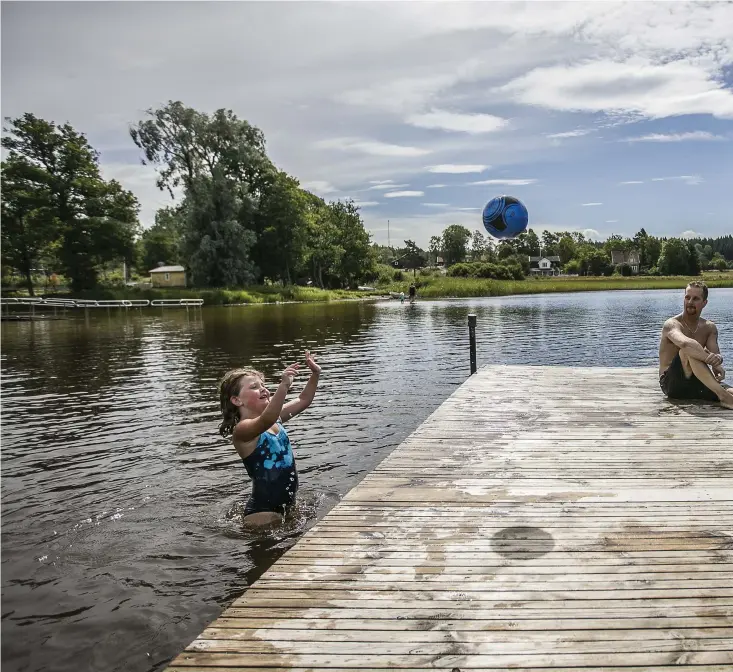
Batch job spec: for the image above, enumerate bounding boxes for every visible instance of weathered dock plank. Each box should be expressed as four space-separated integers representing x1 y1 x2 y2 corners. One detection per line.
167 365 733 671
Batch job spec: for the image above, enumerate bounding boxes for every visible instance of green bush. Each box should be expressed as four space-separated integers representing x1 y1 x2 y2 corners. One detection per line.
446 261 525 280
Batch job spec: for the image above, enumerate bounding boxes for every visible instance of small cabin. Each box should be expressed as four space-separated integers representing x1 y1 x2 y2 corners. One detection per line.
149 265 186 288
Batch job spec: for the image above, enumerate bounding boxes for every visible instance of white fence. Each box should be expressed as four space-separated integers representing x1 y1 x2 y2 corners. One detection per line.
1 297 204 310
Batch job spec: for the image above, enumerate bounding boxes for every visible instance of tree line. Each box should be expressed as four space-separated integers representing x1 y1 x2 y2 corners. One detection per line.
1 103 373 294
2 102 731 295
378 227 732 280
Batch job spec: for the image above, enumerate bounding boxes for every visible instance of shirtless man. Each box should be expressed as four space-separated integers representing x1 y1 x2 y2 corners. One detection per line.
658 281 733 410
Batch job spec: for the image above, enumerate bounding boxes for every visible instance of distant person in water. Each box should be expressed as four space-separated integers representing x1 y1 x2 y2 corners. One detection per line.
218 352 322 527
659 281 733 410
409 283 416 303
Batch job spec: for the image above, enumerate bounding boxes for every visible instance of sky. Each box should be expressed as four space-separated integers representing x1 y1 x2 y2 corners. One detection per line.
2 1 733 248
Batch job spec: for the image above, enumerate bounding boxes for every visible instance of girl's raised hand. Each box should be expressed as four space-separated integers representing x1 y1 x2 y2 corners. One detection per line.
304 350 321 374
281 363 300 388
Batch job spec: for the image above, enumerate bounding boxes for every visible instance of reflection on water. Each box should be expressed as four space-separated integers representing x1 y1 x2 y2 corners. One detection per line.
2 289 732 672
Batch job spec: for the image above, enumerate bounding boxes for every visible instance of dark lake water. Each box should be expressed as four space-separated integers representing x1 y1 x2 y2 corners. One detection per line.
2 288 732 672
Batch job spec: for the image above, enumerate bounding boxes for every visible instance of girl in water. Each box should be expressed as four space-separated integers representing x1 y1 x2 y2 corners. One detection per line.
218 351 321 527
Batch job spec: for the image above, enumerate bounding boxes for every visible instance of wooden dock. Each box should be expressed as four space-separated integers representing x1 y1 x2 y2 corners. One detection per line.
168 365 733 671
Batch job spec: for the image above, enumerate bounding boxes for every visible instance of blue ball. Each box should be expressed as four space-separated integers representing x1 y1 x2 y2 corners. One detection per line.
482 195 529 239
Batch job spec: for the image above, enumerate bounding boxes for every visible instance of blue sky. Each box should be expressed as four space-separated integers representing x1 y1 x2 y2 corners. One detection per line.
2 1 732 248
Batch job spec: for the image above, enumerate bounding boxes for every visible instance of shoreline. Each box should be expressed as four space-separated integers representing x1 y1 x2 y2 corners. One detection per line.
4 273 732 307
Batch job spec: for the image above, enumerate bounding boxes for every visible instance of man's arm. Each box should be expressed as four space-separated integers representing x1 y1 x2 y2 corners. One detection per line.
662 319 712 363
705 323 721 355
705 323 726 381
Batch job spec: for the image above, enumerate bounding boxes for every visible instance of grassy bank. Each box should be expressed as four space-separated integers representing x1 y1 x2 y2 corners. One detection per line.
384 272 733 299
5 272 732 305
31 285 380 305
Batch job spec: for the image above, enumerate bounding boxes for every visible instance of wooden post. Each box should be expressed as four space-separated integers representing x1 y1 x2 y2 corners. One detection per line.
468 313 477 375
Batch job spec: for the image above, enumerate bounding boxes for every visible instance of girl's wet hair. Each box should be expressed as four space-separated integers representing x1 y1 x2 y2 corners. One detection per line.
218 368 264 438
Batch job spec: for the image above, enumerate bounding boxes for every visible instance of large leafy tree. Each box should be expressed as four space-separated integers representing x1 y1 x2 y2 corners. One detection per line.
130 101 273 196
0 157 58 295
329 200 374 288
303 199 343 289
428 236 442 265
2 113 139 291
441 224 472 265
657 239 690 275
253 171 309 285
181 171 258 287
130 102 274 284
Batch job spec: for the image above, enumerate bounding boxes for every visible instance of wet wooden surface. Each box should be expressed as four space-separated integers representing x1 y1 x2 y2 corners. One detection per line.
167 365 733 671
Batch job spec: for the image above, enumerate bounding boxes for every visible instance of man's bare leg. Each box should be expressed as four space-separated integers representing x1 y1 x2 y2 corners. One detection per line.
680 348 733 409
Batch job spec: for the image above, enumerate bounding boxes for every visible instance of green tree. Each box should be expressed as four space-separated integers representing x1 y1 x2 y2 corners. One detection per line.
0 157 58 294
330 200 374 288
441 225 472 265
540 230 559 256
130 100 273 196
687 242 702 276
138 206 184 274
303 199 343 288
557 234 577 265
2 113 139 291
396 240 427 273
428 235 442 265
254 171 309 284
470 230 487 261
710 253 729 271
180 171 258 287
512 228 540 257
578 247 612 276
130 102 278 285
657 238 692 275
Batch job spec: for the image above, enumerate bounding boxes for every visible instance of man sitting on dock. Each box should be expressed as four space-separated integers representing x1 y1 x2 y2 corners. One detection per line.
659 281 733 409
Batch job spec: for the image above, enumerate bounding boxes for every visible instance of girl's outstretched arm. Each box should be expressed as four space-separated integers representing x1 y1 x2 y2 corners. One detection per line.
233 364 299 444
281 351 321 422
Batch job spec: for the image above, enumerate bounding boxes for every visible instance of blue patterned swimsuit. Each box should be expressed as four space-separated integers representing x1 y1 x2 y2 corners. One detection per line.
242 422 298 516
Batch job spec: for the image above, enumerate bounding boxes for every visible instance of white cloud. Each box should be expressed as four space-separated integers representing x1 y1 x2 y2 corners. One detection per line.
384 190 424 198
4 2 733 241
367 182 409 191
317 138 431 157
468 179 537 186
457 207 480 211
680 230 699 239
547 129 592 139
422 203 449 208
302 180 338 195
582 228 602 240
651 175 703 185
352 200 379 208
369 180 394 185
624 131 725 143
618 180 644 185
498 59 733 120
427 165 488 174
605 219 619 223
426 184 447 188
407 109 508 134
581 202 603 207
